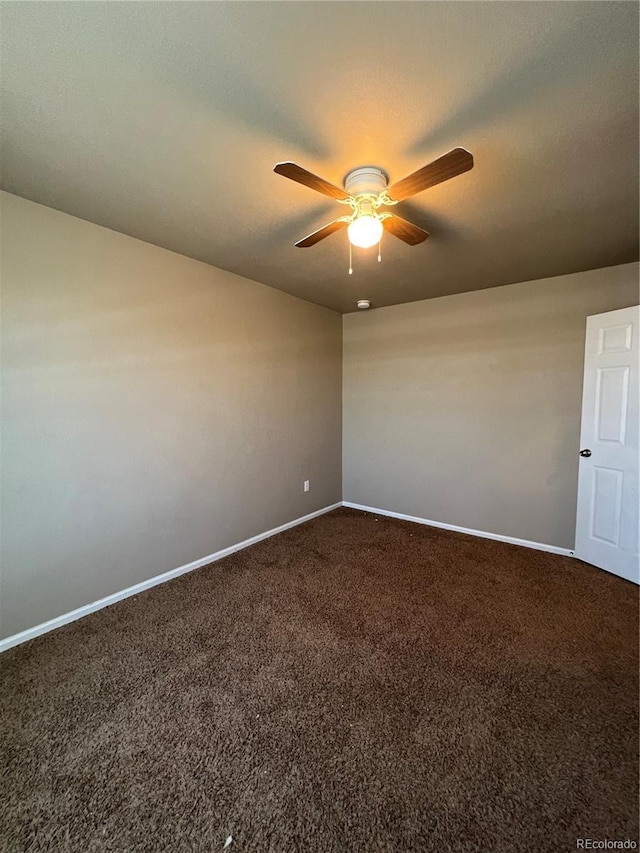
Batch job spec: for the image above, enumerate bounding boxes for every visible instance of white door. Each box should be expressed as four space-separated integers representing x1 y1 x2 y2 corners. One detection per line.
575 305 639 583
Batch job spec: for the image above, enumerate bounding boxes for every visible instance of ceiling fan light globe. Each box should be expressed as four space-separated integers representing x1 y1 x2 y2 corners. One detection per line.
347 215 383 249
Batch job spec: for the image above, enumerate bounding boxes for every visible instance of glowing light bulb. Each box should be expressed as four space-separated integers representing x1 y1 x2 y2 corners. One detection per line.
347 215 383 249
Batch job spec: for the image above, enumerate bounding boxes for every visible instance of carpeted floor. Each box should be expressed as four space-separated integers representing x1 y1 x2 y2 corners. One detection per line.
1 507 638 852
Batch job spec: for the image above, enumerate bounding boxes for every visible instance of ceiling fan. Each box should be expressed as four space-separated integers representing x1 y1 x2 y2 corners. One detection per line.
273 148 474 262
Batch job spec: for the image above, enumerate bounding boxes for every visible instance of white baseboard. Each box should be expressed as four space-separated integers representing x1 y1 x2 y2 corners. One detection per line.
342 502 574 557
0 499 573 653
0 502 342 654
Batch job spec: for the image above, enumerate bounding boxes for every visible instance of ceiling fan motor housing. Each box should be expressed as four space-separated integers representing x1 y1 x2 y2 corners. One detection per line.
344 167 388 197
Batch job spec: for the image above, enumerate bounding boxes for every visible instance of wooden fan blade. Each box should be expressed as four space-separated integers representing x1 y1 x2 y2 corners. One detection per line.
295 218 349 247
274 162 348 200
384 215 430 245
388 148 473 201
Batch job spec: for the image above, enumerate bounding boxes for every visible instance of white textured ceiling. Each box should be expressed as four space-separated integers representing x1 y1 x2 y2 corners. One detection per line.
1 2 638 312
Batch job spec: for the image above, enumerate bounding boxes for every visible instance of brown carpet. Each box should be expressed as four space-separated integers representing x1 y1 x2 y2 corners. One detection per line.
1 507 638 852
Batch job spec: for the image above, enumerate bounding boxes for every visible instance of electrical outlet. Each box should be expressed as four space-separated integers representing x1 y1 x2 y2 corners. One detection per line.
303 480 310 492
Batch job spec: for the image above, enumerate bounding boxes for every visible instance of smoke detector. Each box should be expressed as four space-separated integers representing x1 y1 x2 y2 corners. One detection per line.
357 299 371 310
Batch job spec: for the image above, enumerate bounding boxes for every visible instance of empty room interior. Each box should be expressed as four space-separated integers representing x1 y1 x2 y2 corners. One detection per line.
1 2 639 852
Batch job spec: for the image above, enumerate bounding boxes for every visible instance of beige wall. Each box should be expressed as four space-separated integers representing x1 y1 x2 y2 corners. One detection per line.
1 193 342 638
343 264 639 550
2 191 638 640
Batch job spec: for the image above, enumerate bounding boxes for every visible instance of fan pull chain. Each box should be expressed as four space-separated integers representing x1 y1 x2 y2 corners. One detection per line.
348 242 353 275
378 238 382 263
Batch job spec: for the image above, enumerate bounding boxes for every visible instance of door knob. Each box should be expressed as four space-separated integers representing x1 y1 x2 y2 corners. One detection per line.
579 449 592 458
